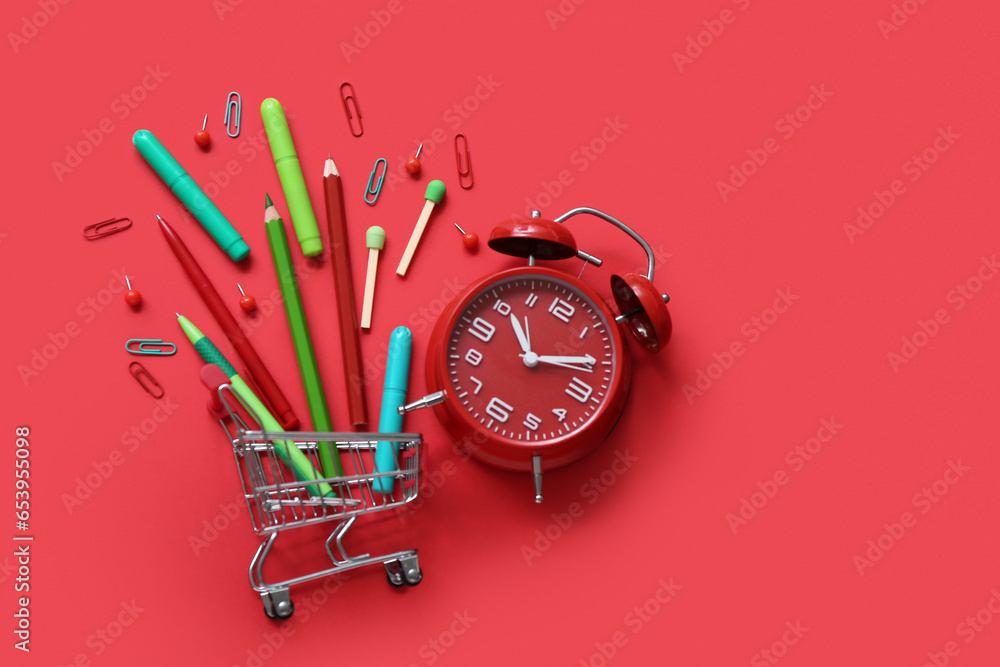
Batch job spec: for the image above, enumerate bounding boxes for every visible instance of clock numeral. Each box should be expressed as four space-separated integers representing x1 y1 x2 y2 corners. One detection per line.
523 413 541 431
525 293 538 308
469 317 496 342
548 297 576 323
485 396 513 423
552 408 567 422
565 377 593 403
470 376 483 395
464 348 483 366
492 299 511 316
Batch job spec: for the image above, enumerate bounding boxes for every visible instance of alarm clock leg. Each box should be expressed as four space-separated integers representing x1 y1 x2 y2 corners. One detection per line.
533 455 544 503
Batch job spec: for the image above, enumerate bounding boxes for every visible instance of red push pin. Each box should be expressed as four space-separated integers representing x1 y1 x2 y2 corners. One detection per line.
194 114 211 147
405 143 423 176
124 275 142 307
237 283 256 312
454 223 479 250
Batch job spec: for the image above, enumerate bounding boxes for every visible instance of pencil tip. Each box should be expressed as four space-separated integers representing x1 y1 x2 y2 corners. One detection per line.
156 214 163 222
265 193 273 208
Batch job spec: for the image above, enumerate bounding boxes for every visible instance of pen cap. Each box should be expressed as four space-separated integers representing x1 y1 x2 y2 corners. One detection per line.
260 98 296 162
133 130 185 186
383 327 413 394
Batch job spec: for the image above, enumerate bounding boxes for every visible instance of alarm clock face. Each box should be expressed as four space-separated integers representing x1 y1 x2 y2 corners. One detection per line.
430 266 631 471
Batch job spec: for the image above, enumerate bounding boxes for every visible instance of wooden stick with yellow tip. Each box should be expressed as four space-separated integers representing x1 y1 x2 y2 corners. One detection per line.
396 180 446 276
361 226 384 329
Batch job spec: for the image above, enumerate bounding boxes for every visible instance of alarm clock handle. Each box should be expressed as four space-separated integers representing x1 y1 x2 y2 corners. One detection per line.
553 207 656 280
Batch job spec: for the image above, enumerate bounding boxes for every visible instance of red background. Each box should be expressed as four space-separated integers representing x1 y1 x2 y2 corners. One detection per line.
3 0 999 665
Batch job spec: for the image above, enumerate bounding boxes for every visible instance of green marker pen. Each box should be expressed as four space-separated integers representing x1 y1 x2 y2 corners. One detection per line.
176 313 334 498
133 130 250 262
260 98 322 257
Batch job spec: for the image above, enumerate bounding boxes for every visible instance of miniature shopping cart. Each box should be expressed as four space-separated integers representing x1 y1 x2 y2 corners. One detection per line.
215 385 423 619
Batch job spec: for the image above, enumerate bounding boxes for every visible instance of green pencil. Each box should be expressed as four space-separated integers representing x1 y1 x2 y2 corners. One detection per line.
264 195 343 479
176 313 334 498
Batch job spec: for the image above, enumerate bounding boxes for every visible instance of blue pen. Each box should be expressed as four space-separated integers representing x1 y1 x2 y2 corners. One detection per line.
373 327 412 494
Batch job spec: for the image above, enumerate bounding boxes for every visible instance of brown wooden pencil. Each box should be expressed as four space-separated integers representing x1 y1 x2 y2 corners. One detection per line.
324 156 368 427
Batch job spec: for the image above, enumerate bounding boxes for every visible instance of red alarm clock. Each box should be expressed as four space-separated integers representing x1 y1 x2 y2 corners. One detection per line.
401 208 671 502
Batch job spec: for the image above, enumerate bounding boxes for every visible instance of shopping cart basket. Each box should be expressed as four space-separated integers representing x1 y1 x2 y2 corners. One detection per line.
215 385 423 619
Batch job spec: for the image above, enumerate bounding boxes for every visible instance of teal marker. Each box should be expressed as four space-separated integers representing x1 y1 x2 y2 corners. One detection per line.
260 98 322 257
176 313 333 498
133 130 250 262
373 327 412 494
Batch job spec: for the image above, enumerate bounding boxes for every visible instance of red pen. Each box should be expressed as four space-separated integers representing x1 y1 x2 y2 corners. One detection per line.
157 215 300 430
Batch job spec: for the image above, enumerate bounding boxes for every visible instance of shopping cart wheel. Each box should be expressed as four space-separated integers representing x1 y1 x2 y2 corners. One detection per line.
262 590 295 619
404 567 423 586
400 554 422 586
385 560 406 587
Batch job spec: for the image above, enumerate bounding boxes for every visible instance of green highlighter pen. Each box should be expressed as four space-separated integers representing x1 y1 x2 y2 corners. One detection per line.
260 98 322 257
133 130 250 262
176 313 334 498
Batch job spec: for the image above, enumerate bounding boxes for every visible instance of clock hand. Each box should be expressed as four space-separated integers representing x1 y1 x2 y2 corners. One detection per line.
535 354 596 365
524 354 595 373
510 313 531 354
